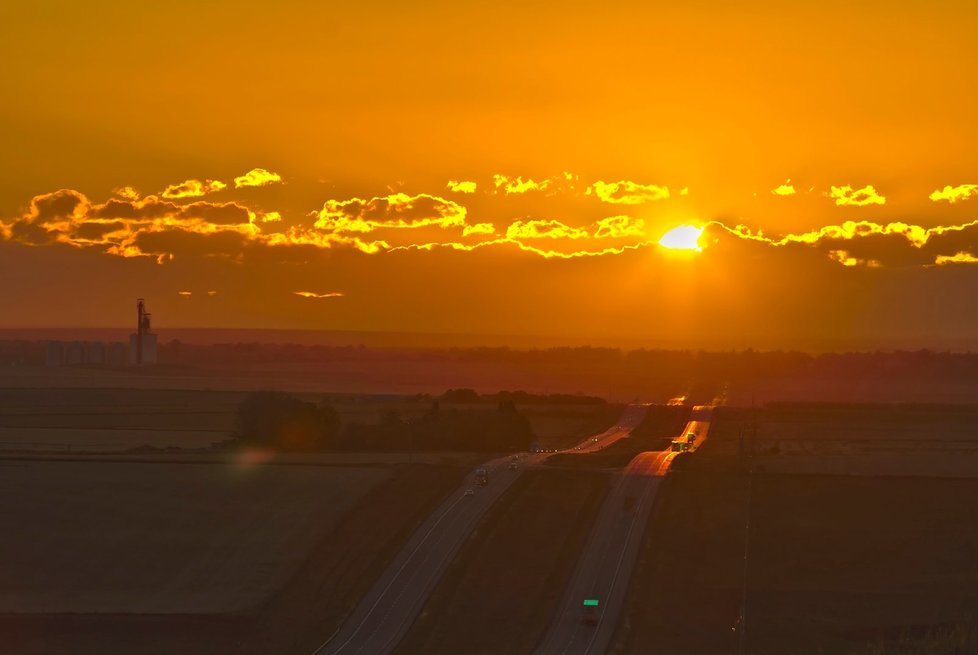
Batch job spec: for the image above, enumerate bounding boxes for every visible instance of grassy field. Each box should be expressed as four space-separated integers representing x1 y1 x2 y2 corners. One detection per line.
614 402 978 655
0 387 619 452
0 462 468 654
395 469 610 655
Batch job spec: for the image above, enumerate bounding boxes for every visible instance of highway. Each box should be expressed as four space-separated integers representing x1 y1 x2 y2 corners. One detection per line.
312 403 649 655
534 405 714 655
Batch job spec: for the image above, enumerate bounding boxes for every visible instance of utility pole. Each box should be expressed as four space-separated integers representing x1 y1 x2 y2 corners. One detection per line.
136 299 144 366
738 464 753 655
737 397 758 655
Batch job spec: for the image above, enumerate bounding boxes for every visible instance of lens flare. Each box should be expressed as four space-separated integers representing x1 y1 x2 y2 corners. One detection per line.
658 225 704 251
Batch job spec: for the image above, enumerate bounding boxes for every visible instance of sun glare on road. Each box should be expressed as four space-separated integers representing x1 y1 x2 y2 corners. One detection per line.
658 225 704 251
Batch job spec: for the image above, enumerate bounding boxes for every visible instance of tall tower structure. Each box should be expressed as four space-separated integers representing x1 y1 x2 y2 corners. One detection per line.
130 298 157 366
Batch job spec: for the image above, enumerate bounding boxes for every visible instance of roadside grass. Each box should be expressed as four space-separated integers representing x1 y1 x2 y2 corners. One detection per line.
395 468 611 655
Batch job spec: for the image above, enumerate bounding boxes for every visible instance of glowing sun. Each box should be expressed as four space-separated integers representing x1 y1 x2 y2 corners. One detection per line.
658 225 704 251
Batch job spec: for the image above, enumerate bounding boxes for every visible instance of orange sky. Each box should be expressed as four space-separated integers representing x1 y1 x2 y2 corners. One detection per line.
1 2 977 349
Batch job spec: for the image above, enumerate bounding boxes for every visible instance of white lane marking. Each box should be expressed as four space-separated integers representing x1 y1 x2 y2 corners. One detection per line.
582 453 663 654
315 493 467 655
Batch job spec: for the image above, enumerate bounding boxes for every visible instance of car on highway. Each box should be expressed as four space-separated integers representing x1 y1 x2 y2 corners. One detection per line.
508 462 518 470
464 489 475 496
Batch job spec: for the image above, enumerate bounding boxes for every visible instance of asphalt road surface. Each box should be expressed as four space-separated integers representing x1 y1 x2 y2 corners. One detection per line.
313 403 649 655
534 405 714 655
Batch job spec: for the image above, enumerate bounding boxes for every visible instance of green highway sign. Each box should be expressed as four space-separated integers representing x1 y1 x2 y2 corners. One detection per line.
583 599 600 607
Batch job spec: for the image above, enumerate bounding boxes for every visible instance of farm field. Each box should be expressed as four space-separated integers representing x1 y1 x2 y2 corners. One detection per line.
395 469 610 655
0 459 388 614
615 403 978 654
701 404 978 477
615 470 978 655
0 387 619 453
0 462 468 654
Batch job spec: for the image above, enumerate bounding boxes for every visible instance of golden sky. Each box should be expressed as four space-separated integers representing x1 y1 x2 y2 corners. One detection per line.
1 2 977 349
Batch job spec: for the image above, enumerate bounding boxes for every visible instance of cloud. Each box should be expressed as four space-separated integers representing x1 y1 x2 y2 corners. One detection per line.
1 189 263 260
463 222 495 236
447 180 477 194
929 184 978 204
113 186 141 201
161 178 227 199
771 180 796 196
7 181 978 270
710 219 978 268
593 215 646 239
493 175 552 195
935 252 978 264
234 168 283 188
587 180 669 204
828 185 885 206
505 219 588 240
293 290 344 299
314 192 467 234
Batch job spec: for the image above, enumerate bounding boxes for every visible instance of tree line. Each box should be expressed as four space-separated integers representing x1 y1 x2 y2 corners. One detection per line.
233 390 534 452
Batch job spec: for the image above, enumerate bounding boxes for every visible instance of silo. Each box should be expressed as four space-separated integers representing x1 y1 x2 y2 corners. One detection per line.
107 342 128 367
65 341 84 365
84 342 106 365
45 341 64 367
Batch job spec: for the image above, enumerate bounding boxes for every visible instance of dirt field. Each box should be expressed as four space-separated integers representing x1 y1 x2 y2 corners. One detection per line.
0 387 619 452
395 469 610 655
0 462 468 654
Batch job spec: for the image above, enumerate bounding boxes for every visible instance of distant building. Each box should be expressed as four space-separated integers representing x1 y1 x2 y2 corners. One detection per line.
65 341 84 365
45 341 64 367
42 298 159 368
129 332 158 366
107 342 128 368
129 298 157 366
84 341 105 365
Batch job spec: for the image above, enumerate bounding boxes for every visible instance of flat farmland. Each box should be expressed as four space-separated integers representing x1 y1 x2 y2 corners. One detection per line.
0 461 469 654
615 471 978 655
0 387 618 452
616 403 978 654
0 459 388 614
699 404 978 477
396 469 610 655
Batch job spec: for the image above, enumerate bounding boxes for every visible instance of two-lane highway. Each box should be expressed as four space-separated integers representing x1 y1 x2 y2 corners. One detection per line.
535 404 715 655
313 403 649 655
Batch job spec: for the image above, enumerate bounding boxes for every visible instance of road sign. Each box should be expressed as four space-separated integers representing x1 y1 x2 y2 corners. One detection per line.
583 599 600 607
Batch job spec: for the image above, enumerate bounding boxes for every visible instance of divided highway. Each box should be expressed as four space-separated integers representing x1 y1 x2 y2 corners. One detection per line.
313 404 649 655
535 405 714 655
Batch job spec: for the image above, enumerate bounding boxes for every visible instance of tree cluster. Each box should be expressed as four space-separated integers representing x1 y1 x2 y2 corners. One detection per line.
234 391 341 452
341 399 534 452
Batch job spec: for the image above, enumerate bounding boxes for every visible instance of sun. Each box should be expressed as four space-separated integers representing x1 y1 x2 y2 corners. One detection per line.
658 224 704 252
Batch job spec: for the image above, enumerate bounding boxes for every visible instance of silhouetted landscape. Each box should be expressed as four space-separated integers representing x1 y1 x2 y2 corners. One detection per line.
4 2 978 653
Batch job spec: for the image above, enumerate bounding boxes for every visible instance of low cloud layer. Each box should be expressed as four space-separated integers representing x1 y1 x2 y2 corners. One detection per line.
3 170 978 271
